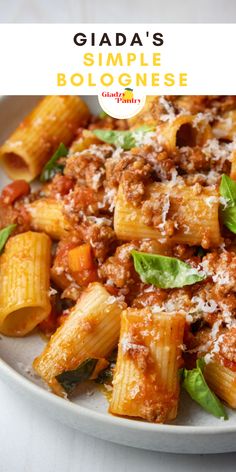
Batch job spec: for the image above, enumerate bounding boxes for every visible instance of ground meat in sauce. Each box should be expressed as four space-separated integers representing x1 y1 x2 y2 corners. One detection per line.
0 202 18 229
45 174 75 198
141 195 175 235
0 201 31 233
63 185 103 221
202 251 236 295
107 152 153 205
174 147 211 173
219 328 236 364
175 96 236 115
99 239 171 293
84 222 117 262
99 242 139 288
64 144 113 190
131 288 168 309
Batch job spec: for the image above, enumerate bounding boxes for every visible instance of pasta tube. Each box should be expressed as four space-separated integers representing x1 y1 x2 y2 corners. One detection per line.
33 282 126 395
230 150 236 180
27 198 72 240
204 361 236 408
109 308 185 423
128 96 159 128
0 96 90 181
212 111 236 140
0 231 51 336
114 182 221 247
69 130 101 154
157 114 212 152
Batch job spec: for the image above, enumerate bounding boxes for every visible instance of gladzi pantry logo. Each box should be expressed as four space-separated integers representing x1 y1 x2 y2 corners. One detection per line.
101 88 139 103
98 87 146 119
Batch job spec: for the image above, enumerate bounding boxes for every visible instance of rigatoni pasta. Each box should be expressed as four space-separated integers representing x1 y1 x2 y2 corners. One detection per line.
0 96 90 181
204 361 236 409
114 181 221 247
33 282 125 395
1 95 236 426
212 110 236 140
0 231 51 336
68 130 101 154
157 114 212 152
27 198 72 240
110 308 185 422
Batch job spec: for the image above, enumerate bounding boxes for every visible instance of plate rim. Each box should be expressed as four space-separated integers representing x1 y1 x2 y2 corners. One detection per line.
1 356 236 435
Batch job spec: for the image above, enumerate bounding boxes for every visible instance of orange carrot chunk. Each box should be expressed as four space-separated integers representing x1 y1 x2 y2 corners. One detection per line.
1 180 30 204
68 243 94 272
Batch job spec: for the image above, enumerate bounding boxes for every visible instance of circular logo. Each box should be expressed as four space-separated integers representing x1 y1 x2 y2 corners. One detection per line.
98 88 146 119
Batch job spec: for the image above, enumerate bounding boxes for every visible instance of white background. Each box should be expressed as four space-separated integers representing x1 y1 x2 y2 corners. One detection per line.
0 24 236 95
1 0 236 23
1 1 236 471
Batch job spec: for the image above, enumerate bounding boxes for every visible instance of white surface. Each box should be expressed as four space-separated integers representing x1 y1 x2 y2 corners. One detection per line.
1 0 236 23
1 1 236 470
1 380 236 472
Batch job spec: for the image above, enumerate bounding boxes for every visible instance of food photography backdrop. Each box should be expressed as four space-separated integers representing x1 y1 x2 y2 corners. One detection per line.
1 1 236 471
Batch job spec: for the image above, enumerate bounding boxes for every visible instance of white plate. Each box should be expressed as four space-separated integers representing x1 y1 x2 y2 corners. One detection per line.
0 96 236 454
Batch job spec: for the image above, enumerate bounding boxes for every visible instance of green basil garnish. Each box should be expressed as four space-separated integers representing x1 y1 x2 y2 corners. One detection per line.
55 358 98 394
98 110 108 119
95 349 116 384
40 143 68 182
220 174 236 234
0 224 17 253
93 125 155 150
131 251 206 289
196 247 207 259
182 359 228 420
95 366 113 385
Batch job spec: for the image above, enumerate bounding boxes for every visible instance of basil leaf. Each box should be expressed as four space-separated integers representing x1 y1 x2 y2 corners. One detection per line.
98 110 108 119
55 358 98 394
95 349 117 384
220 174 236 233
196 247 206 259
40 143 68 182
93 125 155 150
95 366 113 384
0 224 17 253
182 359 228 420
131 251 206 289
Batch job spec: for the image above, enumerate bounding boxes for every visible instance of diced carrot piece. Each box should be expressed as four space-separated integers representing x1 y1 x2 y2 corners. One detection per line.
68 243 93 272
72 268 98 287
50 266 70 290
1 180 30 204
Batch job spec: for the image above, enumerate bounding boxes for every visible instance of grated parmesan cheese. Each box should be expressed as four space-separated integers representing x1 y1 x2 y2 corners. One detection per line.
212 270 231 286
87 216 112 226
202 138 236 169
159 96 176 123
54 266 64 275
190 296 218 314
205 196 219 207
132 129 157 147
158 193 170 234
219 196 229 209
204 333 224 365
121 334 149 355
48 287 58 297
192 112 214 128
